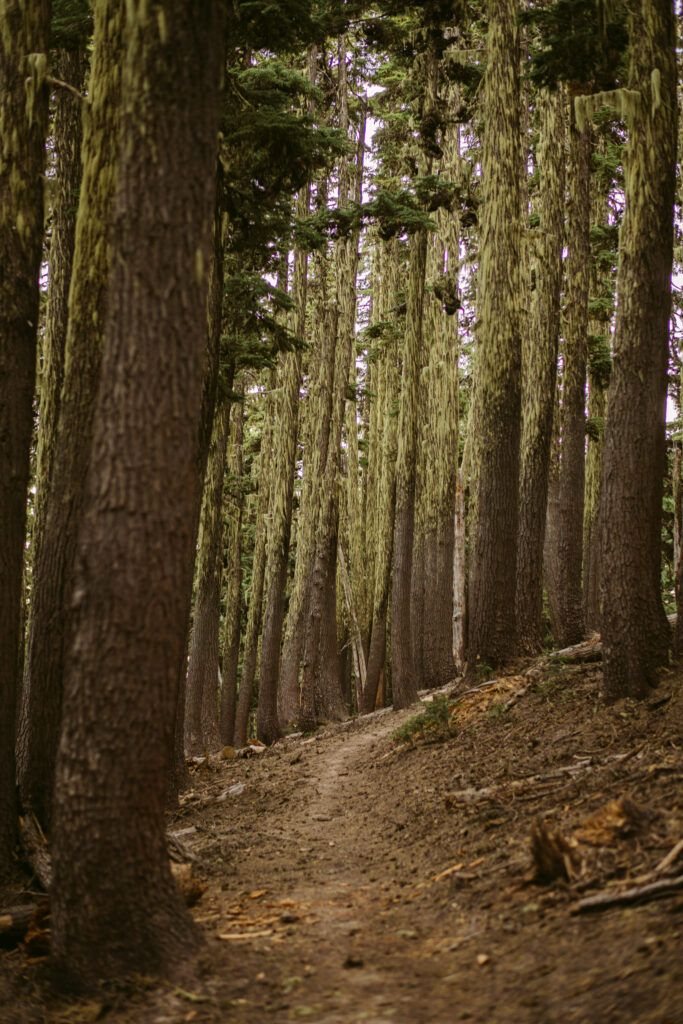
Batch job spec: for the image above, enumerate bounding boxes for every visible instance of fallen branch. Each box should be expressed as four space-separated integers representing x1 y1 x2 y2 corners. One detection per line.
0 904 37 948
18 813 52 890
572 874 683 914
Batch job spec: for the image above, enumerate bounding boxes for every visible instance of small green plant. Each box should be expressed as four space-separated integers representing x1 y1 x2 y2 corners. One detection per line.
487 701 509 718
392 695 456 746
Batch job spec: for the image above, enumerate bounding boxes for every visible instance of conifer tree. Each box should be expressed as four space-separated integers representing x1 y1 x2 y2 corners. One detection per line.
0 0 51 876
466 0 523 672
598 0 676 699
18 0 123 831
50 0 226 985
516 86 565 654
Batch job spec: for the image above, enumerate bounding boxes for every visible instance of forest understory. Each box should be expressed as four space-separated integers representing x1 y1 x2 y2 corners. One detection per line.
2 650 681 1024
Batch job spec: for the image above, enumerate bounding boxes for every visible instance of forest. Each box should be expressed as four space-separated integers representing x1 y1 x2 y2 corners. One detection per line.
1 0 682 1017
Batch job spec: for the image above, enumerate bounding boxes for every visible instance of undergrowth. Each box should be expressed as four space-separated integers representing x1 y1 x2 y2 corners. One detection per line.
392 695 457 746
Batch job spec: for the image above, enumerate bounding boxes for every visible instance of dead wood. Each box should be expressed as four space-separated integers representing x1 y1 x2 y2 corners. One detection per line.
0 904 37 948
18 813 52 890
572 874 683 914
548 637 603 663
527 818 580 884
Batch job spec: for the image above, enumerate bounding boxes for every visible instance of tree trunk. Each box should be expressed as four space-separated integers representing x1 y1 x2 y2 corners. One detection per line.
0 0 50 877
550 107 591 647
170 160 229 799
391 227 428 708
219 398 245 746
32 45 87 570
185 396 231 755
362 239 400 713
257 341 303 744
598 0 676 700
467 0 522 673
278 234 333 727
515 86 565 654
234 372 275 747
50 0 225 988
17 2 123 833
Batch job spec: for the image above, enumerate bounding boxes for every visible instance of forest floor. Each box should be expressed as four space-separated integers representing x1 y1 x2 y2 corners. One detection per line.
1 650 683 1023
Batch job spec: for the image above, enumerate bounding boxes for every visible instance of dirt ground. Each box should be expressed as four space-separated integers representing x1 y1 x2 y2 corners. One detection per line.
2 651 682 1023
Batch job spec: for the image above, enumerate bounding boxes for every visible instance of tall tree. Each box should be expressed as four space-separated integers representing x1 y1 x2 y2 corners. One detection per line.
466 0 522 673
17 0 123 831
597 0 676 700
0 0 51 876
185 393 232 755
515 86 565 653
50 0 226 986
548 106 591 647
219 394 245 746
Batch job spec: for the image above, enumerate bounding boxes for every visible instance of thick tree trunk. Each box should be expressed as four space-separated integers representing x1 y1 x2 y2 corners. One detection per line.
515 87 565 654
0 0 50 876
467 0 522 673
17 3 122 833
598 0 676 700
550 109 591 647
50 0 225 988
185 397 231 755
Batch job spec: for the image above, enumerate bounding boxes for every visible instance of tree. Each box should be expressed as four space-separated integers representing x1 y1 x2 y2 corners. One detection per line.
0 0 51 877
185 394 232 755
597 0 676 700
547 105 591 647
17 0 123 831
515 85 565 654
466 0 522 673
49 0 226 986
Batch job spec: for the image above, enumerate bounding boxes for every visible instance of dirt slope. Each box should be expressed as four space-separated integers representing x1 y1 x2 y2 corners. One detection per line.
2 657 682 1023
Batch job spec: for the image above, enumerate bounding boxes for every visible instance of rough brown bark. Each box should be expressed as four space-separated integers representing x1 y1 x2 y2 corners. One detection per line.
32 46 87 568
219 399 244 746
170 161 228 799
0 0 50 875
598 0 676 700
185 396 231 756
550 109 591 647
50 0 225 988
17 2 122 832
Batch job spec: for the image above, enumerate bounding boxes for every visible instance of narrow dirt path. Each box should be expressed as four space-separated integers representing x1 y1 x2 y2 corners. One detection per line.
3 667 681 1023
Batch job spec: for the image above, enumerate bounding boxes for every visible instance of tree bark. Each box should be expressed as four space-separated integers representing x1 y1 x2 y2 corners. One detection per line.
0 0 50 877
234 372 275 747
598 0 676 700
50 0 225 988
185 396 231 755
219 398 245 746
515 86 565 654
17 2 122 832
550 107 591 647
467 0 522 673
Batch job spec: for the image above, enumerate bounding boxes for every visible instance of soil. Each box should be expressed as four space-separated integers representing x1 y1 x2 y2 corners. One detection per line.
1 653 682 1023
